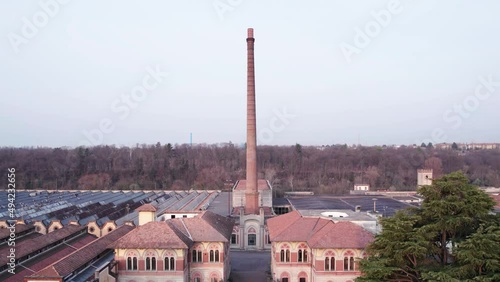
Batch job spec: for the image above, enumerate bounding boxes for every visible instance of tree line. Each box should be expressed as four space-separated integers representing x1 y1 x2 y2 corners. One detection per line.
1 143 500 193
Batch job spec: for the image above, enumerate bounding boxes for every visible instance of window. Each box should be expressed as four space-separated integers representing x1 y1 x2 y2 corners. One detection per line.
144 251 157 271
248 227 257 246
298 245 308 262
280 246 291 262
126 256 138 270
299 278 306 282
194 278 201 282
209 244 220 263
146 256 156 271
164 257 175 271
266 233 271 244
248 234 256 246
344 252 355 271
171 215 175 219
231 233 237 244
282 278 289 282
325 256 335 271
211 278 218 282
192 249 202 262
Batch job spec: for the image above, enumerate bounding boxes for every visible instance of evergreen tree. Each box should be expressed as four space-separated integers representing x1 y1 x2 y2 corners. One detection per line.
357 172 497 282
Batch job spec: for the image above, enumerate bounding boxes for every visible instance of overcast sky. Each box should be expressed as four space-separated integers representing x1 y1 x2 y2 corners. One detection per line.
1 0 500 148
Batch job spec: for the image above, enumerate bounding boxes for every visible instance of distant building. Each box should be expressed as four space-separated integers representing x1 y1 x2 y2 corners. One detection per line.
435 142 500 150
466 143 500 150
231 179 274 250
353 184 370 191
417 169 433 187
267 210 374 282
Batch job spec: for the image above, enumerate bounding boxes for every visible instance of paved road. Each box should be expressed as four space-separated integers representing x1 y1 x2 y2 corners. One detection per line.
230 250 271 282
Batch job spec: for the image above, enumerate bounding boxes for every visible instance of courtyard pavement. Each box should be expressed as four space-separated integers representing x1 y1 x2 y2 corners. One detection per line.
229 250 271 282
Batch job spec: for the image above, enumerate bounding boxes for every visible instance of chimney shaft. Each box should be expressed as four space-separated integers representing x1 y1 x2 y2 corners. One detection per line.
245 28 259 214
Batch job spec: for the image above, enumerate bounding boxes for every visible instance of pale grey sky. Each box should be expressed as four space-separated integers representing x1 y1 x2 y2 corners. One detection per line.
1 0 499 147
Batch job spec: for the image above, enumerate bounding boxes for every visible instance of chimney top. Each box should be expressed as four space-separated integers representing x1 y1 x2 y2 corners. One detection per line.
247 28 254 38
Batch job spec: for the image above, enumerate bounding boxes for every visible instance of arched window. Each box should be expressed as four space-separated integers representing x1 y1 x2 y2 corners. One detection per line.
280 272 290 282
145 251 157 271
192 245 203 263
126 257 136 270
209 244 220 262
126 251 138 271
164 251 175 271
298 244 308 262
163 257 175 271
209 271 221 282
344 251 355 271
280 244 290 262
193 272 202 282
231 227 239 245
324 250 335 271
298 271 308 282
248 227 257 246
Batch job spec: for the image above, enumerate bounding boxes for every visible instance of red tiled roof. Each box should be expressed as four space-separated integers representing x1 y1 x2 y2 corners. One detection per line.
234 179 271 190
308 221 374 249
112 210 234 251
112 221 192 249
267 211 373 249
267 210 302 240
136 203 157 212
169 211 234 242
30 225 135 278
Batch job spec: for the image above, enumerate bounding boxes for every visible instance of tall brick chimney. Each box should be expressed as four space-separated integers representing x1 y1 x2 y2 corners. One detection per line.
245 28 259 214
